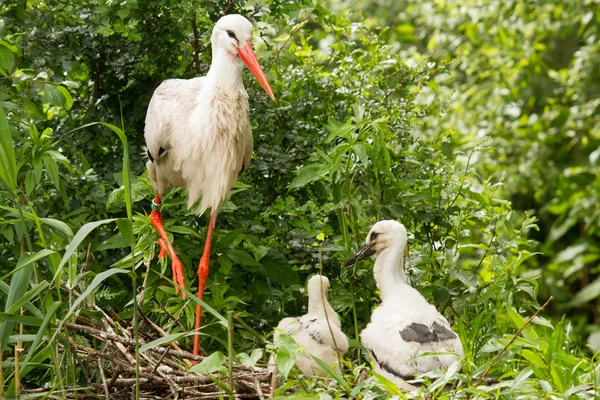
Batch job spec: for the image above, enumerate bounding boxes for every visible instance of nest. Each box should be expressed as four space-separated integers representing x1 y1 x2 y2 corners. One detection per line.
24 308 272 400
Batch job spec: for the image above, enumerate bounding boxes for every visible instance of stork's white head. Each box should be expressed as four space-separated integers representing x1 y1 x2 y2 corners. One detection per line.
307 274 331 299
212 14 254 58
211 14 275 100
344 220 408 266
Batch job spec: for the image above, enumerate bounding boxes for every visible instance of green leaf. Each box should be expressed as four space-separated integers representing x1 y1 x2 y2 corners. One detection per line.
0 46 14 72
52 219 117 284
262 250 298 286
6 281 50 314
273 334 300 380
0 313 42 326
311 356 350 391
352 143 369 166
39 218 74 238
289 165 324 189
189 351 226 374
569 276 600 306
22 301 61 368
70 122 132 219
0 107 17 194
238 349 263 368
42 84 66 107
227 249 261 268
520 349 546 367
43 155 60 191
274 346 295 380
0 249 56 348
56 85 74 110
217 254 233 276
116 218 134 246
64 268 129 321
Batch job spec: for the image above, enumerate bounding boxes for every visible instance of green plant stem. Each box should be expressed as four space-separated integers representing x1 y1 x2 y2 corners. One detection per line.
14 199 39 283
0 343 3 399
227 310 234 394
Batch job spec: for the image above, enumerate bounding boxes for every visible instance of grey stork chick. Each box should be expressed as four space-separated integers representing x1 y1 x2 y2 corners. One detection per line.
345 220 463 390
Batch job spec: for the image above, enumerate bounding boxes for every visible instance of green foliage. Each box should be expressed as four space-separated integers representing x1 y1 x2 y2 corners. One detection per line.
0 0 599 398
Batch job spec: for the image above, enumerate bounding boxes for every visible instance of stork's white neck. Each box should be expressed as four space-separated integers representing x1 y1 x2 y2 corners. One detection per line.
307 287 339 326
373 245 407 300
206 48 245 95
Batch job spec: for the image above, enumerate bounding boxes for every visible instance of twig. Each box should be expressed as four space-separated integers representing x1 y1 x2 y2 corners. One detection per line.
108 366 121 388
63 322 205 362
138 306 194 362
478 296 553 381
82 242 93 274
151 347 171 375
97 357 110 399
254 378 265 400
101 317 136 364
152 297 187 332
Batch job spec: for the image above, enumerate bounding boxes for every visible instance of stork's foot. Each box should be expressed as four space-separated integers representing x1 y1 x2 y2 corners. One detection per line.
171 257 186 297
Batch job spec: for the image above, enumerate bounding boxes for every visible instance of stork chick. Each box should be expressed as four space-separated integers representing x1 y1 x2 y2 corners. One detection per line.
271 275 348 377
144 14 275 357
345 220 463 390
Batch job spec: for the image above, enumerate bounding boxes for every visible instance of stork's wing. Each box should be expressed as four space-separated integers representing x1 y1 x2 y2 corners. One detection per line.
299 316 349 355
273 317 301 341
144 77 206 162
399 321 458 343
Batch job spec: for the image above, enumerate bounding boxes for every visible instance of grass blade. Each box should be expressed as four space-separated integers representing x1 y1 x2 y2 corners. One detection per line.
51 218 117 283
139 333 187 353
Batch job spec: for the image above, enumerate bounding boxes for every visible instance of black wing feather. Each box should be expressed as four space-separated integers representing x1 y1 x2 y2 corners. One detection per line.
400 321 457 343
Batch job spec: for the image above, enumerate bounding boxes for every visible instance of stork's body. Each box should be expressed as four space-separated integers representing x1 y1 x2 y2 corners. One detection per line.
346 220 463 390
144 14 274 357
270 275 348 376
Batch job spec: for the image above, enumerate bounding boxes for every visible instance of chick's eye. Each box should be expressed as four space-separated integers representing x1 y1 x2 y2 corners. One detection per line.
226 30 237 40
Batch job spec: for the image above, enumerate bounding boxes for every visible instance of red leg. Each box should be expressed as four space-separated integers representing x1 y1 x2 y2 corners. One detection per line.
157 238 167 259
193 212 217 357
149 195 186 297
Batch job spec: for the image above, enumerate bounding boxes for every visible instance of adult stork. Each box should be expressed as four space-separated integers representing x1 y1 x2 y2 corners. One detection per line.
345 220 463 390
144 14 275 356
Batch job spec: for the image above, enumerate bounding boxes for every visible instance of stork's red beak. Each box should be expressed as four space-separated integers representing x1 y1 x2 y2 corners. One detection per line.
238 43 275 101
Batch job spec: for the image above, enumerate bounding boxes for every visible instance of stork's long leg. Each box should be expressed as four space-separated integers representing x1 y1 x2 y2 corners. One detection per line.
149 194 186 297
193 212 217 357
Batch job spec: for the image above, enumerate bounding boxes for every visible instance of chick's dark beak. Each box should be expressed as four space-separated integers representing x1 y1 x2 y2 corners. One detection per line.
344 243 376 266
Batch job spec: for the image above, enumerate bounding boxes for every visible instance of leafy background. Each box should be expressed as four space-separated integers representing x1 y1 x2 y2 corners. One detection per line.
0 0 599 398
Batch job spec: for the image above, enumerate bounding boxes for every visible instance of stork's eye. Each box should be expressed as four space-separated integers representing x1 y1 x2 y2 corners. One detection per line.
370 232 380 241
226 30 237 40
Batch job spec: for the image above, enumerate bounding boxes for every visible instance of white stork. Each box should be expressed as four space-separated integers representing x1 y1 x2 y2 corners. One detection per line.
345 220 463 390
270 275 348 376
144 14 274 356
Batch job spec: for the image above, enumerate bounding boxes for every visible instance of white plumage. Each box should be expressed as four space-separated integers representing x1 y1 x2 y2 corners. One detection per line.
143 14 274 357
145 15 256 215
346 220 463 390
271 275 349 376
